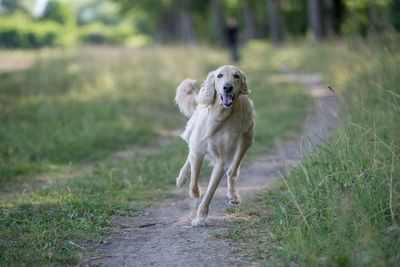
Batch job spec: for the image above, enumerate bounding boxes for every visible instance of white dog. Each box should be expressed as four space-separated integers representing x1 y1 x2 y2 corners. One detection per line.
175 65 254 227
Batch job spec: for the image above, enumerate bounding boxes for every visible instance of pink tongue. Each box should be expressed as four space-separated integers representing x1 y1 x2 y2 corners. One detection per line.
222 94 233 106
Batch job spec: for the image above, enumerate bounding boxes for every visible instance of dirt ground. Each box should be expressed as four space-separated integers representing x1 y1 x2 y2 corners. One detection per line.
0 55 35 73
85 71 340 266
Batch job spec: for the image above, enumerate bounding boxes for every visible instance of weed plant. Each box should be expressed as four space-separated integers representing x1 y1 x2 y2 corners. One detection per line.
218 39 400 265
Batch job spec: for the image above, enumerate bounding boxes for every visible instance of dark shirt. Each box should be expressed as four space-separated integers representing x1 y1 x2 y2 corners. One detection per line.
226 27 237 44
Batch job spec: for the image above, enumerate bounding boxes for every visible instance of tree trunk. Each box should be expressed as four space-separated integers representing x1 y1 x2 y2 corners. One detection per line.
324 0 344 36
210 0 223 45
267 0 283 43
307 0 325 41
243 1 256 41
368 0 382 37
324 0 335 36
177 0 196 43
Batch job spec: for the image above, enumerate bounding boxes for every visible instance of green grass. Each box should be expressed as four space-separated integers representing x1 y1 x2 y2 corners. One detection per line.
217 37 400 266
0 44 311 265
0 46 214 184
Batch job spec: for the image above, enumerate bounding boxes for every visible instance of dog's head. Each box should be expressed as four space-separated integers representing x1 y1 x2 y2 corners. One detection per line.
197 65 248 108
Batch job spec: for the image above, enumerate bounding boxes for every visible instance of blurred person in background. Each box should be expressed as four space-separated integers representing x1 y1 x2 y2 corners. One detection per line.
226 17 239 63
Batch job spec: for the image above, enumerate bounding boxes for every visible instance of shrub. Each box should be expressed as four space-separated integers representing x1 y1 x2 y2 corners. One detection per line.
78 22 135 45
0 13 76 48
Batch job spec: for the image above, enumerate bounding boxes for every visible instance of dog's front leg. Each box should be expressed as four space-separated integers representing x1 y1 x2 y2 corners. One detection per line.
192 160 224 227
227 125 254 205
176 157 190 188
189 152 204 199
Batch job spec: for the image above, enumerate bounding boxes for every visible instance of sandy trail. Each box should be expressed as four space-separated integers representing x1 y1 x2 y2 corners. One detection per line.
0 56 35 73
86 71 339 266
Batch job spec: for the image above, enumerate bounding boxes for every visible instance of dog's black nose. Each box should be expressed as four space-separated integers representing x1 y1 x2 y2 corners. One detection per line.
223 83 233 93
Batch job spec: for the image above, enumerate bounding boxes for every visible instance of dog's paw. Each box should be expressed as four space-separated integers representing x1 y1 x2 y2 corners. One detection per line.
227 192 241 205
191 218 207 227
227 169 238 178
190 186 201 199
176 176 186 188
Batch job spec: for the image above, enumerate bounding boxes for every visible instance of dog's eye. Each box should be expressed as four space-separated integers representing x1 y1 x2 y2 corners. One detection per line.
233 74 240 79
217 73 223 78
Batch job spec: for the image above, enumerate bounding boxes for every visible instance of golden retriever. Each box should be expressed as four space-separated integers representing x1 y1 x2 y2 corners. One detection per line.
175 65 254 227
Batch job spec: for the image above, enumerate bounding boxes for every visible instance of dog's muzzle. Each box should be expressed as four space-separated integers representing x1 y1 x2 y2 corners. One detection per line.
222 83 234 108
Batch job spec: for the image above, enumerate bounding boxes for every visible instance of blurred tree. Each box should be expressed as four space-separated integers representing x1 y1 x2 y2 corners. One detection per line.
307 0 325 40
71 0 122 26
210 0 223 44
341 0 369 36
324 0 335 35
367 0 392 36
323 0 344 36
0 0 30 15
42 0 75 26
389 0 400 31
369 0 379 35
113 0 197 43
243 0 256 41
279 0 306 36
177 0 196 43
98 0 400 43
267 0 283 43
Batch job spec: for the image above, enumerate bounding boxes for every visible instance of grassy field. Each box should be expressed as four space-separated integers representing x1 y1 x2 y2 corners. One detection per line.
217 38 400 265
0 44 311 265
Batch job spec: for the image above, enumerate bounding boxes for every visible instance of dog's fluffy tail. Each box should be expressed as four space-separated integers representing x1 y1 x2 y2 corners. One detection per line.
174 79 198 117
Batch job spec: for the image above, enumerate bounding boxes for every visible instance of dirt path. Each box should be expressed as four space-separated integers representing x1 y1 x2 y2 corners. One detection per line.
86 71 340 266
0 55 36 73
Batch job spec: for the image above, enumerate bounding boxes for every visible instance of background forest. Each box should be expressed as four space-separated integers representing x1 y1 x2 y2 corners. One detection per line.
1 0 400 48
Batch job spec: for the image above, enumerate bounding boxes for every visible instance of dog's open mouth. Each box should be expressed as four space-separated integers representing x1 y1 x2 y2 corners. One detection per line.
221 93 235 108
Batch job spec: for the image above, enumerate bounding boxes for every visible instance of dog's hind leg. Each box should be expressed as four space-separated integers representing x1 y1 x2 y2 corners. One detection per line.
176 157 191 188
192 160 225 227
189 152 204 199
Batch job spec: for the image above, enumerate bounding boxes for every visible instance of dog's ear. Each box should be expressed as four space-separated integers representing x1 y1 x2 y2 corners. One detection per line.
240 71 250 95
197 71 215 105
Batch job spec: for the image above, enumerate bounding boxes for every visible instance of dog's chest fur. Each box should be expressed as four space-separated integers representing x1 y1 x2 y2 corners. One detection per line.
184 96 253 164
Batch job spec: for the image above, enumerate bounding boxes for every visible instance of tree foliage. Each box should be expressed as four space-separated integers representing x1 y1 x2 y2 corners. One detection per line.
112 0 399 42
0 0 30 15
41 0 76 26
1 0 400 47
